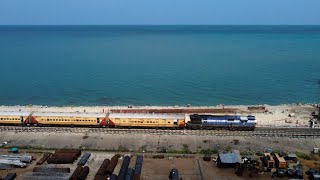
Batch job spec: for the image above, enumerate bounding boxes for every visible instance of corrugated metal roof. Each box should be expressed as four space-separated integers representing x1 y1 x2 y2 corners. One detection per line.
0 111 31 116
218 152 241 164
287 153 297 158
109 113 185 119
32 112 106 118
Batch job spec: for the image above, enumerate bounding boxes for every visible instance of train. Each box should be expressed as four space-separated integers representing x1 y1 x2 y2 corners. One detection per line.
0 111 256 130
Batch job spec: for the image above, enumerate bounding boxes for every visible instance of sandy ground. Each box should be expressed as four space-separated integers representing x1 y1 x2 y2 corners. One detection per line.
0 104 319 127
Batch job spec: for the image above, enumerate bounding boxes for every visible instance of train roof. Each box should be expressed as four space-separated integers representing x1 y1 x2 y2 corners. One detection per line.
191 114 254 117
240 117 248 120
109 113 185 119
32 112 106 118
0 111 31 116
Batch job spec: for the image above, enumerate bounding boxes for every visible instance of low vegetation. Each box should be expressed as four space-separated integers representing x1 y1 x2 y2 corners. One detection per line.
296 151 320 161
199 148 218 155
117 145 129 152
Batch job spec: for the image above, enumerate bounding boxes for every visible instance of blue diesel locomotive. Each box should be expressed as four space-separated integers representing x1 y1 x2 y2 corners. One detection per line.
188 114 256 130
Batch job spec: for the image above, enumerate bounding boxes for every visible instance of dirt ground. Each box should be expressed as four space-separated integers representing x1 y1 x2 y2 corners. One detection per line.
1 150 315 180
0 129 319 180
0 131 319 154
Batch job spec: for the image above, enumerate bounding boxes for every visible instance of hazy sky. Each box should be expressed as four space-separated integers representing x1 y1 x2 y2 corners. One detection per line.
1 0 320 25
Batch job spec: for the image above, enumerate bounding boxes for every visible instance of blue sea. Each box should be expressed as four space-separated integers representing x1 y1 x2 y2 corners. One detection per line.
0 26 319 106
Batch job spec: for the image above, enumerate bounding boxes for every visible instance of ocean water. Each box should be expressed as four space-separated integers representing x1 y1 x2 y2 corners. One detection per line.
0 25 319 106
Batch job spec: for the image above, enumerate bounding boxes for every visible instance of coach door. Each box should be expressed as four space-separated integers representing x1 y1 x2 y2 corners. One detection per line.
97 118 100 124
21 116 24 124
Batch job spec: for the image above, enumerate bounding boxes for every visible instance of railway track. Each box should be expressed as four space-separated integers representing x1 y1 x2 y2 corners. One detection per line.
0 126 319 138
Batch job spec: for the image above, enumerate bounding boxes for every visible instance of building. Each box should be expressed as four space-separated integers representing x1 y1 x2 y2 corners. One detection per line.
274 153 286 169
262 153 275 169
217 150 242 168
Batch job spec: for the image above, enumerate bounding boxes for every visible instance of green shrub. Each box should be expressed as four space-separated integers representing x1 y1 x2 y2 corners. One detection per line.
200 148 218 155
296 151 311 160
181 144 192 154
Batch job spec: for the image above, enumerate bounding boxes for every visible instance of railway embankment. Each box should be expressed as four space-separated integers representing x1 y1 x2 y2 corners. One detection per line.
0 129 319 155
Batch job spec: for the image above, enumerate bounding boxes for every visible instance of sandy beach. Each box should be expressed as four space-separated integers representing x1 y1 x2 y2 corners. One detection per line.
0 104 318 127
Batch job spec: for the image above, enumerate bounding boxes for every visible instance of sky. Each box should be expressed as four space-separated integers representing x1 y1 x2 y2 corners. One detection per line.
0 0 320 25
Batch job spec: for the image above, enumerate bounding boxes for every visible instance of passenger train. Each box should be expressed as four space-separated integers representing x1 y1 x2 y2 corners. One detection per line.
0 111 256 130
